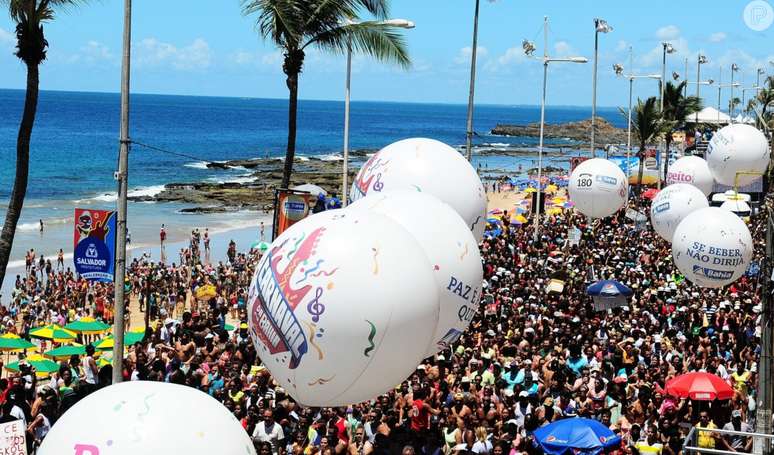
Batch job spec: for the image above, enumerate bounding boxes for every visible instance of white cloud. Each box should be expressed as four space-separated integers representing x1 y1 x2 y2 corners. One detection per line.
656 25 680 40
77 41 114 64
553 41 574 58
615 40 629 53
454 46 488 65
709 32 727 43
496 47 525 66
136 37 212 71
261 51 283 66
231 50 255 65
0 27 14 50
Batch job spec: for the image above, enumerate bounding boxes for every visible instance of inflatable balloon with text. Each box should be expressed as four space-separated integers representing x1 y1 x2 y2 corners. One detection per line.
706 124 769 186
349 138 487 242
247 209 440 406
568 158 628 219
348 190 484 356
672 207 753 288
666 156 715 196
38 381 256 455
650 184 709 242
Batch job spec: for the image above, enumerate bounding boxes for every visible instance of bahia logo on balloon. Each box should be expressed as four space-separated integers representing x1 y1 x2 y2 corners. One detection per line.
653 202 670 214
595 175 617 186
350 152 389 202
249 227 334 369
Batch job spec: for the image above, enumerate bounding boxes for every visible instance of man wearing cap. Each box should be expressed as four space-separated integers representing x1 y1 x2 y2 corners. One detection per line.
721 410 753 452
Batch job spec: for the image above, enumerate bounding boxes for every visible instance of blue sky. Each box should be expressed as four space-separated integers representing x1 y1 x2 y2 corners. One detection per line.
1 0 773 107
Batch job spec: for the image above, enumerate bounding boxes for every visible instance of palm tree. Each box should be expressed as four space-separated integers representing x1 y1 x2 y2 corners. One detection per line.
727 97 741 115
661 81 702 181
630 97 667 192
755 76 774 129
241 0 411 189
0 0 83 289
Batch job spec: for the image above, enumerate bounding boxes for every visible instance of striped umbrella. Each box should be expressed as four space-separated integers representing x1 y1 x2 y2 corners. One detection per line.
44 344 86 360
29 324 76 343
6 354 60 376
0 334 35 352
64 318 110 335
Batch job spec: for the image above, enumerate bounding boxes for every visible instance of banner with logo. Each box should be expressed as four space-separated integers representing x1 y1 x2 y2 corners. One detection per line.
272 190 315 240
609 153 661 186
0 420 26 454
569 156 589 172
73 208 116 282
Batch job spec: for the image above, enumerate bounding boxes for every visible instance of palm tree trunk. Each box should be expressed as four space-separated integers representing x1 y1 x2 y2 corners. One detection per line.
637 146 645 195
0 63 39 290
282 70 299 189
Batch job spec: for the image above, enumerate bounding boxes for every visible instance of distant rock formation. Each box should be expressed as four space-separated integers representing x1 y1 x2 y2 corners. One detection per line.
491 117 628 145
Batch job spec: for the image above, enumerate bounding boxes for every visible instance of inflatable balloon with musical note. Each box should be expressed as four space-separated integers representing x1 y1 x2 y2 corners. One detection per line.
247 209 440 406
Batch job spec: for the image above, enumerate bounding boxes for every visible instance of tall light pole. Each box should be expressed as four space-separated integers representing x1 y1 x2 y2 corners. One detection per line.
659 42 675 189
112 0 132 384
717 67 740 124
683 57 689 97
659 42 675 111
697 54 708 100
730 63 739 120
524 16 588 242
591 18 613 158
758 67 766 89
614 49 661 181
341 19 414 206
465 0 481 162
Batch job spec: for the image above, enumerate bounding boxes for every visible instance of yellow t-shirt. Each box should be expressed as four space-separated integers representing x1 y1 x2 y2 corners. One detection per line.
697 422 717 448
731 371 751 394
635 440 663 455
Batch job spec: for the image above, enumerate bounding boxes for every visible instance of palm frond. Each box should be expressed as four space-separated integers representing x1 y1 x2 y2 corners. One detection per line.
356 0 389 19
242 0 301 47
304 21 410 68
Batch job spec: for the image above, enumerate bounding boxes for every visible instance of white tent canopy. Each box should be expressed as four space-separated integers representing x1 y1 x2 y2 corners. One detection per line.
733 114 755 124
291 183 327 196
685 107 731 124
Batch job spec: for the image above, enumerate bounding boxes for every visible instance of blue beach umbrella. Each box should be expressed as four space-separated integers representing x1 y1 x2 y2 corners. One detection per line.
533 417 621 455
586 280 633 297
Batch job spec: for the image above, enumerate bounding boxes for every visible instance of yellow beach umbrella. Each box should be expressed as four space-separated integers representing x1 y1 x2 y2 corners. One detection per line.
550 197 566 205
523 187 537 194
0 333 36 352
513 215 528 224
29 324 76 343
545 184 558 193
546 207 563 216
195 284 217 300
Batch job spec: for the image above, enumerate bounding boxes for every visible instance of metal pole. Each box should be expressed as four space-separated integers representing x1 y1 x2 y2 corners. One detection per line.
465 0 480 162
591 28 599 158
697 58 701 100
756 211 773 455
342 40 352 206
534 16 548 243
718 67 722 124
112 0 132 385
684 57 689 97
659 45 666 189
731 67 735 120
627 46 633 181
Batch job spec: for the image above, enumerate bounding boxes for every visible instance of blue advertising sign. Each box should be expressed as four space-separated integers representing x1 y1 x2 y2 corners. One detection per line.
73 208 116 282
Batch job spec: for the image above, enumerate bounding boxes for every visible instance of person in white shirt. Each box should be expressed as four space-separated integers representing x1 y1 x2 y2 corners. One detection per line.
253 410 285 455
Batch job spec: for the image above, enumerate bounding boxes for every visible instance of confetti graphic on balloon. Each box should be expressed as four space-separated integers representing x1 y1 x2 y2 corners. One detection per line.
113 401 127 412
364 320 377 357
306 287 325 322
371 247 380 275
138 393 155 420
296 259 324 284
304 322 325 360
460 244 469 261
287 233 306 259
308 376 336 387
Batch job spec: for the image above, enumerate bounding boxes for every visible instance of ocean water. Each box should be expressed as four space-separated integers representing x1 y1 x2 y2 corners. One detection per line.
0 88 622 275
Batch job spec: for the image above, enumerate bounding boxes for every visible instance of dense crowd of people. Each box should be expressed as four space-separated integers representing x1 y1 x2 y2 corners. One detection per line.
0 186 769 454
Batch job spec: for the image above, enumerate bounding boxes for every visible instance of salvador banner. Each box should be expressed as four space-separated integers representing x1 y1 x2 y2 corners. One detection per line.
73 208 116 282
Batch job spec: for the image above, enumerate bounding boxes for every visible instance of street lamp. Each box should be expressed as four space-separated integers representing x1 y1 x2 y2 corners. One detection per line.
465 0 482 162
697 54 708 100
525 16 588 242
716 66 740 124
730 63 740 119
615 46 661 181
341 18 414 206
660 42 675 111
591 18 613 158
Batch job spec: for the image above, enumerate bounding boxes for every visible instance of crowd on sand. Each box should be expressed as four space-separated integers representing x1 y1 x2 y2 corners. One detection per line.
0 190 769 454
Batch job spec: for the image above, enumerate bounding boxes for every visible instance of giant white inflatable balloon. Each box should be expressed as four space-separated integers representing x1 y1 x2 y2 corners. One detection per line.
568 158 628 218
707 124 769 186
248 209 439 406
672 207 753 288
349 190 483 356
650 184 709 242
38 381 255 455
349 138 487 242
666 156 715 196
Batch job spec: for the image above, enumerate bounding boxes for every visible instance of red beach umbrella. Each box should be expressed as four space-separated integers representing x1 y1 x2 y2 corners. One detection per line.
665 372 734 401
642 188 660 200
